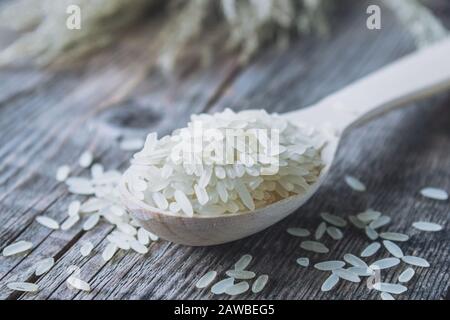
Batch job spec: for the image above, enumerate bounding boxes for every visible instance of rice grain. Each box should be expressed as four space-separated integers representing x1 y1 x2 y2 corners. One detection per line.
196 271 217 289
2 240 33 257
252 275 269 293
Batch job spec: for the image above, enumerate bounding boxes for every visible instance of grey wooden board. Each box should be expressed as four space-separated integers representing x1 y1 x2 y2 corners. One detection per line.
0 1 449 300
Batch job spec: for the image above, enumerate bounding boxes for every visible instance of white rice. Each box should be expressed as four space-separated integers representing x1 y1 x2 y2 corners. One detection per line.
225 270 256 280
130 240 148 254
234 254 253 271
347 266 372 276
123 109 325 216
7 282 39 292
174 190 193 216
348 215 366 229
225 281 249 296
79 151 93 168
365 226 378 240
315 222 327 240
382 240 404 258
137 228 150 245
107 234 131 250
320 212 347 227
211 278 234 294
56 165 71 181
314 260 345 271
102 243 118 262
68 200 81 216
420 187 448 201
34 257 55 276
360 242 381 257
326 226 343 240
401 255 430 267
343 254 368 268
380 292 395 300
380 232 409 242
287 228 311 237
61 214 80 231
80 241 94 257
82 214 100 231
300 241 329 254
321 274 339 292
35 216 60 230
67 276 91 292
252 274 269 293
369 257 400 270
357 209 381 222
369 215 391 229
296 257 309 267
91 163 104 179
196 271 217 288
373 282 407 294
332 269 361 283
398 267 415 283
412 221 443 232
2 240 33 257
345 175 366 192
80 198 108 213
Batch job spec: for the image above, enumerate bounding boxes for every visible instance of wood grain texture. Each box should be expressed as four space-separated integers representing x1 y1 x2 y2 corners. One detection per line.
0 1 448 300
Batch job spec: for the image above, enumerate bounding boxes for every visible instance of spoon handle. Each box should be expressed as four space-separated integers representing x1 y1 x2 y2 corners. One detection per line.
310 37 450 132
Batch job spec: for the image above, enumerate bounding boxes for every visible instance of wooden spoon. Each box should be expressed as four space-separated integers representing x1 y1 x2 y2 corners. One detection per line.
120 37 450 246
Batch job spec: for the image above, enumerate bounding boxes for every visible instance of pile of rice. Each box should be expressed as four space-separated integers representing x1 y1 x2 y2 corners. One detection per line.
123 109 325 216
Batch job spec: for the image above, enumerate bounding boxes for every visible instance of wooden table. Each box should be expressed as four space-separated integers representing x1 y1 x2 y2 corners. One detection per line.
0 1 449 300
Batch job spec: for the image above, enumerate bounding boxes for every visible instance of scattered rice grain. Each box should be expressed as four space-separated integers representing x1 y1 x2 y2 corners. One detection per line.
315 222 327 240
321 274 339 292
380 232 409 242
2 240 33 257
320 212 347 227
401 255 430 267
360 242 381 257
300 241 329 254
225 270 256 280
412 221 443 232
234 254 253 271
382 240 404 258
296 257 309 267
373 282 407 294
211 278 234 294
225 281 249 296
420 187 448 201
196 271 217 289
56 165 71 181
287 228 310 237
34 257 54 276
252 274 269 293
398 267 415 283
345 175 366 192
79 151 93 168
326 226 343 240
314 260 345 271
35 216 59 230
7 282 39 292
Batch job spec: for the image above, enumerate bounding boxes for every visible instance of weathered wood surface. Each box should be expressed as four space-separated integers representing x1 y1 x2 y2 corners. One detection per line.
0 1 449 300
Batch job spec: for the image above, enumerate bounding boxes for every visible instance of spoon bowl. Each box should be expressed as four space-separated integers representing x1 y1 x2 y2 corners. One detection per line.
120 131 338 246
120 38 450 246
